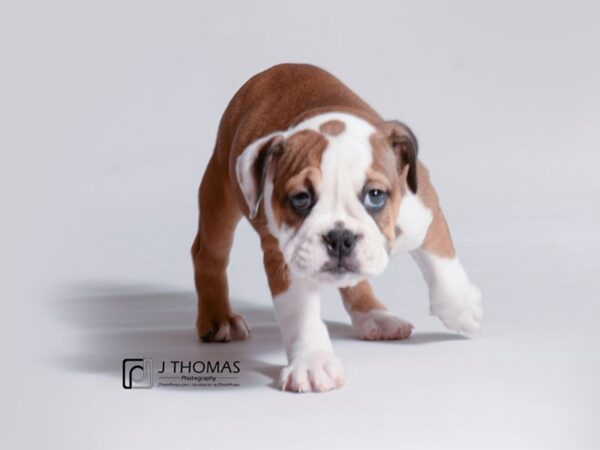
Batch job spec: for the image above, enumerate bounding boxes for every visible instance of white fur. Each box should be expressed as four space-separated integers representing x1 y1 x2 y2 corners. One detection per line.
242 112 390 287
273 276 345 392
235 131 280 219
347 308 413 340
411 248 483 333
212 315 250 342
392 191 433 254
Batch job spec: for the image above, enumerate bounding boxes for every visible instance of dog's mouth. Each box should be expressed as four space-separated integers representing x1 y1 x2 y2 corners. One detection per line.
320 258 360 275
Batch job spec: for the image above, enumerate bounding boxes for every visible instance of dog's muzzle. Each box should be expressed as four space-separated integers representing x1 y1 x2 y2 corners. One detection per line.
321 228 360 274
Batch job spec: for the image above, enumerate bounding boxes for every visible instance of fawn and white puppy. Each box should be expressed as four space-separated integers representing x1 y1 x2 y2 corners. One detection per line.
191 64 482 393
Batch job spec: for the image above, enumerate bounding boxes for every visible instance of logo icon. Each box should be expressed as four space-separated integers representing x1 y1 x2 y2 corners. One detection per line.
122 358 153 389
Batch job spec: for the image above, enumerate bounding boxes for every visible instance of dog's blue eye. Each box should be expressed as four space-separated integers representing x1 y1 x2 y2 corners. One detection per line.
290 191 313 213
364 189 387 211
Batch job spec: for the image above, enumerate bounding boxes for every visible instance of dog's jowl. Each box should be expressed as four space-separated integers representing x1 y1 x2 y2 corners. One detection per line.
191 64 482 393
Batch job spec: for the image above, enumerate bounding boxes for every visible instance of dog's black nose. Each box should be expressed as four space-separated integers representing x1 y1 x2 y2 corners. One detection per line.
323 229 357 258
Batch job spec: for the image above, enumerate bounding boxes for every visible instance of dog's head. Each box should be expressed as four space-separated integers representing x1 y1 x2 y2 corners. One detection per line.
236 113 418 287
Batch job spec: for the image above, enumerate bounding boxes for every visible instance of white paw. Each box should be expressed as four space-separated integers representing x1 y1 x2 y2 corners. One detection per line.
350 309 413 340
199 314 250 342
280 351 346 393
431 283 483 334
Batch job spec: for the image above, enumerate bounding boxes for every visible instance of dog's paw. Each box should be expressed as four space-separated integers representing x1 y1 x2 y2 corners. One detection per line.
198 314 250 343
350 309 413 340
431 283 482 334
280 351 346 393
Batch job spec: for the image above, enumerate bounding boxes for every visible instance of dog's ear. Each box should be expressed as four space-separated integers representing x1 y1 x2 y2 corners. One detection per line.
236 134 285 219
381 121 419 193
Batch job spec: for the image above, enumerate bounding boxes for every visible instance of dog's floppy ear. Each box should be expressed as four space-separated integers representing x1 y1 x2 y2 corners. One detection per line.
381 121 419 193
236 133 285 219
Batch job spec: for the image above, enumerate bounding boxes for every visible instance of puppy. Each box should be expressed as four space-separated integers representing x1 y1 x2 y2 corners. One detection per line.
191 64 482 392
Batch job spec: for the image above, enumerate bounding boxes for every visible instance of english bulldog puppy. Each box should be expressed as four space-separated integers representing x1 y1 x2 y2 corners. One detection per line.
191 63 482 393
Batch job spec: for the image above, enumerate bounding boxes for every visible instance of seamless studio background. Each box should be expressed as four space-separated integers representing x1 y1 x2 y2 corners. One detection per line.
1 1 599 449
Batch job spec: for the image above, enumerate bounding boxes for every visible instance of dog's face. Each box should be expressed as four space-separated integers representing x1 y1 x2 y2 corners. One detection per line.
237 113 418 287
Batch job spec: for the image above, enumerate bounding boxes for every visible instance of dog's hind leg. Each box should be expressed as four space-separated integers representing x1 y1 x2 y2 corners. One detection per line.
192 154 248 342
339 281 413 340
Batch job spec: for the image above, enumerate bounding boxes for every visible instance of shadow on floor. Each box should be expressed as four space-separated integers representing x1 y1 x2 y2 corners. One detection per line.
51 281 464 390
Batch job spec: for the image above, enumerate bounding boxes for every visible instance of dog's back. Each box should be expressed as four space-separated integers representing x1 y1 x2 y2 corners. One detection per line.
216 63 382 172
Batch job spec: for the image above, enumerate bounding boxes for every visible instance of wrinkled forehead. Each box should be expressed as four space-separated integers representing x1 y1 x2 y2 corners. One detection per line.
277 113 389 193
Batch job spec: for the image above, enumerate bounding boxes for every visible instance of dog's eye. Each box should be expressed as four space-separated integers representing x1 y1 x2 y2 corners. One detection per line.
364 189 387 211
289 191 313 214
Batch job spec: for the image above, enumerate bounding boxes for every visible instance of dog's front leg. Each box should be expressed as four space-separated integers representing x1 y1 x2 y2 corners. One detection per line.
273 277 345 393
259 232 345 392
402 163 482 334
410 206 483 334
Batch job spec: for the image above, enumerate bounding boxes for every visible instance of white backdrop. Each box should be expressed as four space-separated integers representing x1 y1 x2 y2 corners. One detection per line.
1 1 599 449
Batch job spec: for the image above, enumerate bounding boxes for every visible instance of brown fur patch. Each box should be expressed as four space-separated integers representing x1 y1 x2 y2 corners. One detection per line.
259 230 290 296
415 163 456 258
369 130 456 258
270 129 328 229
366 132 402 244
319 119 346 136
339 280 386 312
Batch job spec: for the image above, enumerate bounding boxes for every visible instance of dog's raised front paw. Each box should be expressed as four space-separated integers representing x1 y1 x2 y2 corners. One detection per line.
431 283 482 334
197 314 250 342
280 351 346 393
350 309 413 340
